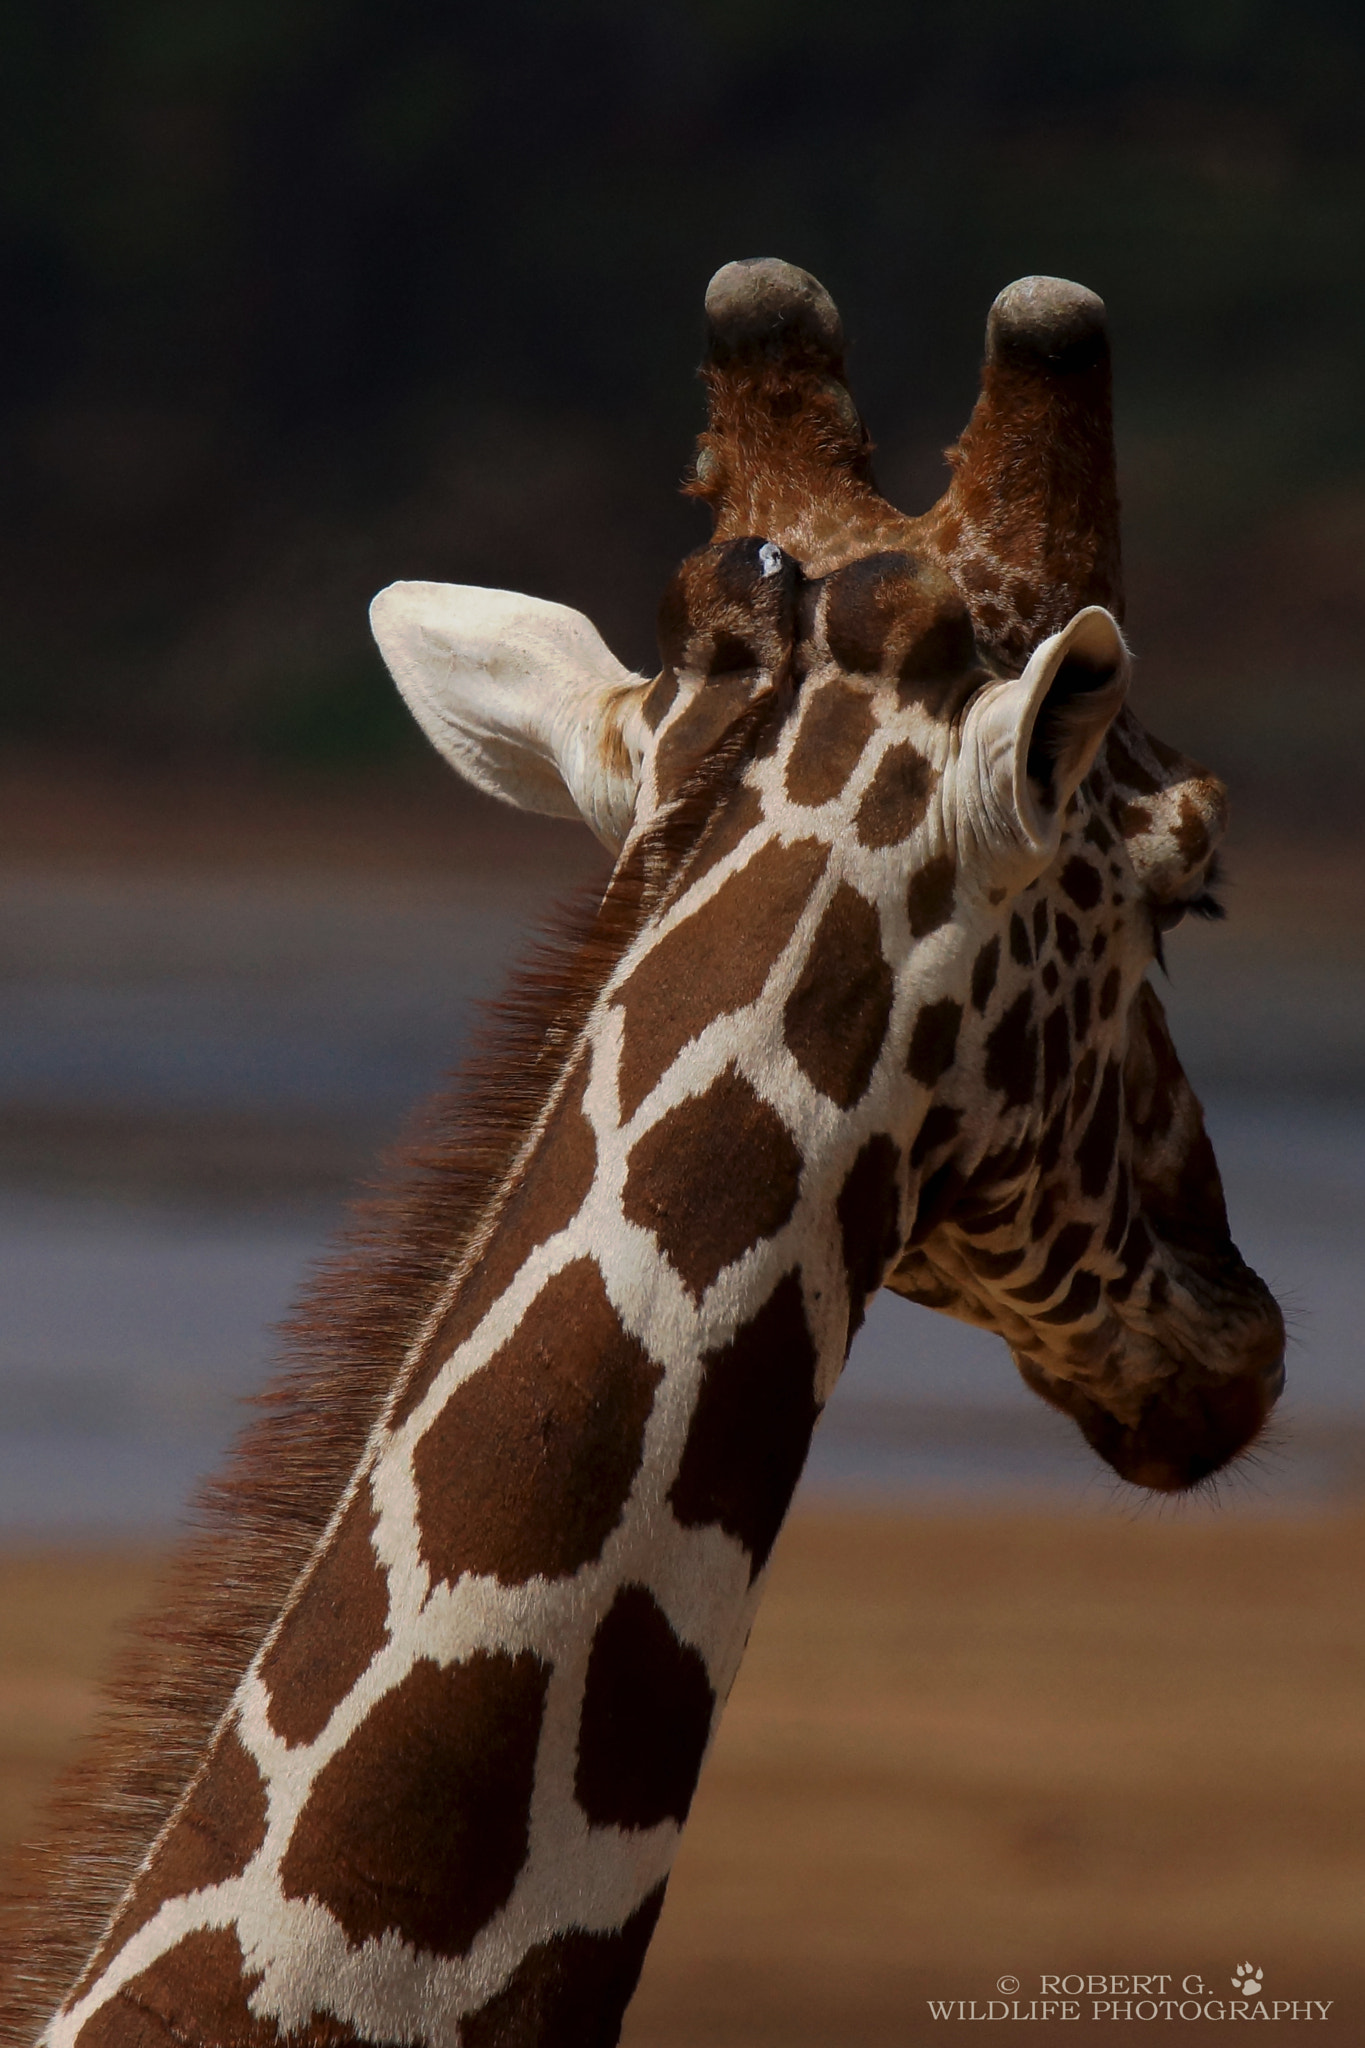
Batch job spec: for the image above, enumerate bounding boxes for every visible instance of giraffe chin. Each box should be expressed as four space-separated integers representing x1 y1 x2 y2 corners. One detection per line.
1014 1349 1286 1494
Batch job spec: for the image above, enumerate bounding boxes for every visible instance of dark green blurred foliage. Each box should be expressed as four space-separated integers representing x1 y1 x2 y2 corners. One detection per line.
2 0 1364 791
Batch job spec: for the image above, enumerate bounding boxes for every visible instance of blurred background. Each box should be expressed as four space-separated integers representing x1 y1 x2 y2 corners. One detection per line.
2 2 1364 2036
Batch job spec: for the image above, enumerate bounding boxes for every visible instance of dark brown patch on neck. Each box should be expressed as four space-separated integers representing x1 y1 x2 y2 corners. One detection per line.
668 1270 820 1578
906 999 963 1087
280 1650 549 1958
391 1053 599 1430
906 852 956 938
1076 1059 1122 1199
574 1587 715 1829
783 677 877 807
613 836 829 1124
654 676 765 802
460 1885 667 2048
414 1258 661 1587
622 1066 803 1300
681 778 765 893
855 741 936 848
783 883 893 1108
836 1136 904 1341
261 1482 390 1748
970 936 1001 1010
983 990 1038 1108
74 1728 269 1999
73 1929 278 2047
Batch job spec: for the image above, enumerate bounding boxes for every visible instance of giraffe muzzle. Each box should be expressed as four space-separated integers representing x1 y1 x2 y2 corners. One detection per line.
1019 1324 1286 1494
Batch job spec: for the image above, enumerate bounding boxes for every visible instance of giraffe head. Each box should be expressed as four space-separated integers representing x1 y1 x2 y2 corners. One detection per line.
372 259 1283 1495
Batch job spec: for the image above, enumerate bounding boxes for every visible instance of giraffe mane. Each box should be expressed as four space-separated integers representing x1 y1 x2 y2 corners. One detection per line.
0 693 776 2039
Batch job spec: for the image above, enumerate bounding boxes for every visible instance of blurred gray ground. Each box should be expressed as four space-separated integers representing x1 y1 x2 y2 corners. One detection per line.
0 845 1363 1533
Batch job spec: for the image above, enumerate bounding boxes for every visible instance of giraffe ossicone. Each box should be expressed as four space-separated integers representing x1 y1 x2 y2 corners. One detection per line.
7 257 1284 2047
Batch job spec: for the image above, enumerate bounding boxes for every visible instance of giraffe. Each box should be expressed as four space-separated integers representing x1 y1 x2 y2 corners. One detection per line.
2 259 1284 2046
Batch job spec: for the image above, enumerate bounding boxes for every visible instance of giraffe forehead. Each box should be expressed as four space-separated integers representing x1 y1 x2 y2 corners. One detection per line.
812 549 978 699
653 539 982 761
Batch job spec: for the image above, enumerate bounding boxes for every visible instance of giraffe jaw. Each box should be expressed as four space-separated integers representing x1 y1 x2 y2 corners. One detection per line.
1015 1333 1286 1494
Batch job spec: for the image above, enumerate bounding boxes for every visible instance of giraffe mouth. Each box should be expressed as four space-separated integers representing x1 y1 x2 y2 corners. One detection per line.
1016 1332 1286 1494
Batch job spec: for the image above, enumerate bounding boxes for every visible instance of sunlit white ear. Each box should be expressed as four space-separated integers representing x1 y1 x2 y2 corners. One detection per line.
974 606 1129 851
370 581 651 852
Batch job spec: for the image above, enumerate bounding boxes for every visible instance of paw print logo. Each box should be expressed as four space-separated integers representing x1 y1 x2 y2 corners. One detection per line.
1232 1964 1263 1995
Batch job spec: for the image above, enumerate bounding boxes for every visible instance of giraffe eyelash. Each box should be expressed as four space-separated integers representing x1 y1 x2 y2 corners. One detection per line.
1149 857 1226 968
1184 850 1227 921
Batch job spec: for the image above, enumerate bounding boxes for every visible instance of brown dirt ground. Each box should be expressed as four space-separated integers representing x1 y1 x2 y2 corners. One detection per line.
1 1509 1360 2042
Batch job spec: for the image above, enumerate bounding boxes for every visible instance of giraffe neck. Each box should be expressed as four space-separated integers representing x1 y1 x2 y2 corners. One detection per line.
42 755 919 2044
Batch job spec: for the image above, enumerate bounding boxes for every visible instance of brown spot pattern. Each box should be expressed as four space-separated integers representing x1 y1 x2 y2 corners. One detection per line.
1104 1170 1131 1253
906 998 962 1087
1041 1005 1070 1113
1173 790 1214 863
684 780 765 891
897 607 977 694
1060 855 1103 912
95 1726 269 1965
783 678 877 807
654 676 760 801
1009 912 1032 966
1069 1055 1099 1138
783 883 893 1108
1054 911 1081 965
970 937 1000 1011
613 836 828 1122
392 1056 598 1427
855 741 936 848
910 1103 961 1169
461 1887 667 2048
1098 965 1122 1019
984 990 1037 1107
262 1484 390 1747
1076 1059 1122 1198
414 1258 660 1586
641 668 679 732
73 1930 284 2048
1072 976 1091 1040
837 1134 903 1338
575 1586 715 1830
963 1243 1025 1280
1037 1104 1068 1175
1109 1218 1153 1301
906 853 956 938
1037 1268 1103 1323
1030 1185 1060 1242
623 1066 802 1300
279 1650 549 1958
1008 1222 1094 1305
669 1270 819 1577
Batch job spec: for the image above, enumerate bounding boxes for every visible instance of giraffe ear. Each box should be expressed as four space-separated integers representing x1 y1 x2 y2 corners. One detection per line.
974 606 1129 851
369 581 651 852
